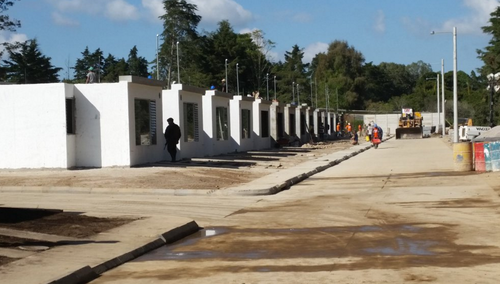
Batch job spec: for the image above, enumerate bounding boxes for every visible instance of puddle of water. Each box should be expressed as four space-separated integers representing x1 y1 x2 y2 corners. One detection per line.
364 238 437 256
136 224 437 262
358 226 383 232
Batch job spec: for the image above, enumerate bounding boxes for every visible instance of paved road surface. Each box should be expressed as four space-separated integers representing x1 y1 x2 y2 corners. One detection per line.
86 138 500 284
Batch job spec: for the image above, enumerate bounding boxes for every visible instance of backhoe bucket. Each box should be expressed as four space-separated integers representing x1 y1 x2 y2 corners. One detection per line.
395 127 422 139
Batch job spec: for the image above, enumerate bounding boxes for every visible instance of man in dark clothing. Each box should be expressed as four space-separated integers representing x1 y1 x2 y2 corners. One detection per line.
164 118 181 162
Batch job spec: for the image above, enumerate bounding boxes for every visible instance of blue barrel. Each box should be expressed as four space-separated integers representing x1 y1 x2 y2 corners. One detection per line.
492 141 500 172
485 142 492 172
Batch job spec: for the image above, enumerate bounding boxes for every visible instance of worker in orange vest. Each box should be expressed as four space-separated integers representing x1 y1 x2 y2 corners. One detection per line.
336 122 341 137
346 123 352 133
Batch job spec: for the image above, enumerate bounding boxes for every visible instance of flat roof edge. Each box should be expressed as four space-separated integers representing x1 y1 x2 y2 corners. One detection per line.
119 75 166 87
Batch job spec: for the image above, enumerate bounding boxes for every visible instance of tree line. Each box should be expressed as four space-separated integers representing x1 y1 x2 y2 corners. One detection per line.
1 0 500 126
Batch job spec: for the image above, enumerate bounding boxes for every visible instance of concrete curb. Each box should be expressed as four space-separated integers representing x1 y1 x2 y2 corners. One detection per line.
221 142 376 196
48 221 200 284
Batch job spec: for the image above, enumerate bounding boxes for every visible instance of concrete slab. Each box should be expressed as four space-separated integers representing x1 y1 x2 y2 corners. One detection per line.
0 216 199 284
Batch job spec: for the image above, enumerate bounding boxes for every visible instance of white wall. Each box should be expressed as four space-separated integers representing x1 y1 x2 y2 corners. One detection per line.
74 82 131 167
203 90 233 156
0 83 70 169
253 99 271 150
285 105 297 136
295 106 303 138
270 102 280 143
163 84 206 159
230 96 254 152
128 83 164 166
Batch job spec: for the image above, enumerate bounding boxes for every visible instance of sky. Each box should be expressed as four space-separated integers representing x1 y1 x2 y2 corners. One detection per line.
1 0 499 80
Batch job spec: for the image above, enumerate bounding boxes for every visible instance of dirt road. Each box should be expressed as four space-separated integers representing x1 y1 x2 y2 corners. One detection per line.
0 141 354 190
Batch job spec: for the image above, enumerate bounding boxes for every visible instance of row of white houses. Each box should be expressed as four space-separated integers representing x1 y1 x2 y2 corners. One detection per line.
0 76 339 169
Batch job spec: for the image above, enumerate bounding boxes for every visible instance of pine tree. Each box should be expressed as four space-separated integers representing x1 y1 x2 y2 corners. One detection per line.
0 0 20 32
127 46 148 77
2 39 61 84
159 0 201 87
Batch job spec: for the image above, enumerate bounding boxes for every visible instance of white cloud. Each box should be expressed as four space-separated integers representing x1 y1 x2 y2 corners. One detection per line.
400 0 497 36
105 0 140 21
440 0 498 34
52 12 79 27
142 0 253 27
142 0 163 19
190 0 253 27
239 28 256 35
303 42 329 63
47 0 140 23
0 31 29 58
374 10 385 33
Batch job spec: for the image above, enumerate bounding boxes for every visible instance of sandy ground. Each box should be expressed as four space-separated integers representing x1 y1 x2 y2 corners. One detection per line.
0 140 355 190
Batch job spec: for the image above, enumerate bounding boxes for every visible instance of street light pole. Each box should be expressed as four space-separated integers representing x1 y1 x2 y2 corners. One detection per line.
441 59 446 136
453 27 458 143
266 73 269 100
310 76 313 107
315 77 318 108
431 27 458 142
225 59 228 93
297 84 300 105
176 41 180 84
436 73 440 134
426 74 440 134
274 76 277 100
236 63 239 96
292 81 295 104
156 34 159 80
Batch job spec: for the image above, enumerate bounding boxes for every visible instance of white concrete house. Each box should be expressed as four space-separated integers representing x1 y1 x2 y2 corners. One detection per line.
270 101 285 145
0 83 75 169
0 76 165 169
163 84 206 160
202 90 233 156
230 95 255 152
75 76 165 167
252 98 272 150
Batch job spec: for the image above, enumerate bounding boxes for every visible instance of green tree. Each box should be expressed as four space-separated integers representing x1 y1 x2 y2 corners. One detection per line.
102 54 128 82
127 46 148 77
159 0 201 87
0 0 20 32
246 30 275 96
478 6 500 125
2 39 61 83
197 20 240 91
73 47 103 82
275 45 309 104
313 40 365 110
406 60 433 83
378 62 414 97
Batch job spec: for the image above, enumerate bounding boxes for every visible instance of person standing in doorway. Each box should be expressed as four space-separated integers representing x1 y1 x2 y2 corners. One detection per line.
86 67 96 84
164 118 181 162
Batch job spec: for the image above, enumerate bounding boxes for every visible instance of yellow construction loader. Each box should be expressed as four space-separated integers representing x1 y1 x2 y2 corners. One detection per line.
395 108 423 139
